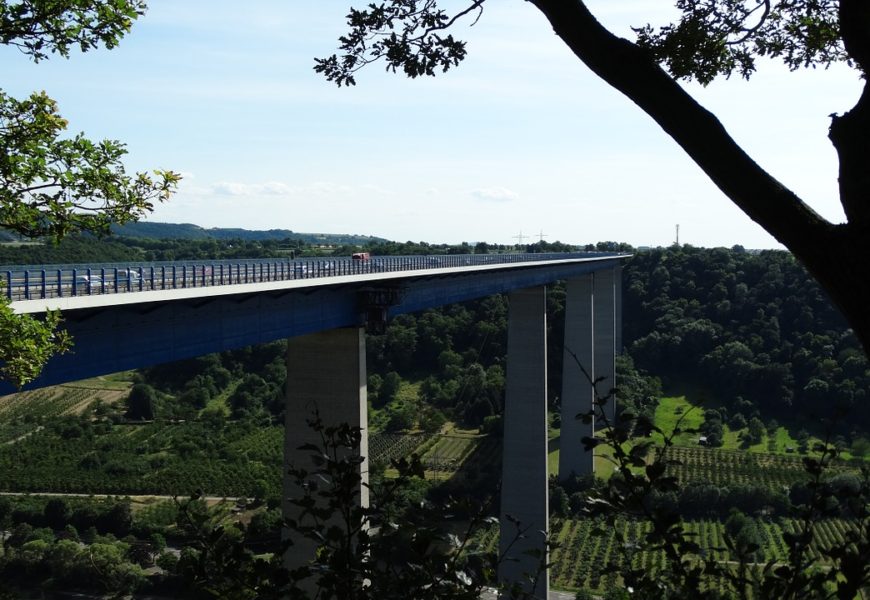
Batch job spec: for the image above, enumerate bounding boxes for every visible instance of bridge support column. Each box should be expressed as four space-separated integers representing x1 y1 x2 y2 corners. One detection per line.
615 263 623 355
593 268 617 425
283 327 369 587
499 286 548 599
560 275 595 479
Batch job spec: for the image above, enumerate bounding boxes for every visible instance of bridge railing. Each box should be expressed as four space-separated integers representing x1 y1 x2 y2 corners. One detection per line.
2 252 619 301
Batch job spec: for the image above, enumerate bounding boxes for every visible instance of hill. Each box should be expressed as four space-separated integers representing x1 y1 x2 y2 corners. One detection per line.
109 221 388 246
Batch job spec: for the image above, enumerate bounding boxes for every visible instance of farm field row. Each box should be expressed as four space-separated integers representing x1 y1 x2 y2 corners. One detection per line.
474 517 865 596
371 431 500 479
0 386 126 444
3 410 852 499
0 418 496 498
0 420 285 498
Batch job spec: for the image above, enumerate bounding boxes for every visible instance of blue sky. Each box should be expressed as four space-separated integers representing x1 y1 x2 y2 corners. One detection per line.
2 1 861 248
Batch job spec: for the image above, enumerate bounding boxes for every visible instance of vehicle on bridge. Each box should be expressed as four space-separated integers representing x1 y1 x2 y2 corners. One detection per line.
75 274 102 288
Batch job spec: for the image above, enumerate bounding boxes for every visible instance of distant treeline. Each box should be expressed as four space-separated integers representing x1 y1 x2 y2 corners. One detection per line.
108 221 389 245
0 226 596 266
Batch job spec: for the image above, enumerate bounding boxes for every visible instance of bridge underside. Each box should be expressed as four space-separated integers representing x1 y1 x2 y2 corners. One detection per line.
5 259 620 392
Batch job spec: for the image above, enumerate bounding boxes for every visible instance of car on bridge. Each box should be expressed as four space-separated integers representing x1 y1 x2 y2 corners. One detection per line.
75 274 102 286
118 269 141 282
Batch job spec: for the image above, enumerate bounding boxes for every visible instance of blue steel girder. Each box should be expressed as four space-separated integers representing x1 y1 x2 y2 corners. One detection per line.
2 257 623 392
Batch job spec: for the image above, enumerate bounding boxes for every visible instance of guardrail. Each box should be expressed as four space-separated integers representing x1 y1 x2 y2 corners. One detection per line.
2 252 621 301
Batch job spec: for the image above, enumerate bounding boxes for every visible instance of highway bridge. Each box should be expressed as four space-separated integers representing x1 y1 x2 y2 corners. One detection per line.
3 251 628 599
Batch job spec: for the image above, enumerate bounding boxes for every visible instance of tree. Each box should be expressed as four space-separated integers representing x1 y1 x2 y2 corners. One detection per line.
43 498 70 531
125 383 156 420
0 1 180 387
317 0 870 357
0 302 69 388
747 416 766 444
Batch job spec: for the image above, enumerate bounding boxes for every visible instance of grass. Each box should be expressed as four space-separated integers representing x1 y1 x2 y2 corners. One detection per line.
370 381 422 432
394 381 421 403
203 380 238 416
62 374 135 391
648 390 869 462
548 436 560 475
652 395 704 446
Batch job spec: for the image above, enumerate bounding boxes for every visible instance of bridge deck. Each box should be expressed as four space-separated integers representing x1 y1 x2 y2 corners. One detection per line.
4 252 625 312
1 252 629 392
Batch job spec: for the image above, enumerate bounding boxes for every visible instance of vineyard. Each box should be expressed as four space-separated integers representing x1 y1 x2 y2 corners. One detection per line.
369 432 434 467
663 446 854 487
0 421 284 497
0 419 497 497
1 381 865 598
421 435 477 472
474 516 866 596
0 386 122 444
368 432 501 478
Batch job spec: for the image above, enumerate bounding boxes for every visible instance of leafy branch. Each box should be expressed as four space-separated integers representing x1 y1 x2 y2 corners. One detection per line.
0 0 147 62
314 1 487 86
0 292 70 388
0 90 180 241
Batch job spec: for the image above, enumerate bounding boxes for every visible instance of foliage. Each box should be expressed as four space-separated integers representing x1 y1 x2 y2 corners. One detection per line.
111 220 388 245
0 416 284 497
0 495 153 595
317 0 870 356
571 354 870 599
281 414 538 599
632 0 845 84
163 414 536 599
126 383 156 420
171 496 285 600
313 1 475 86
0 0 180 388
0 297 69 387
1 0 146 61
317 0 850 86
624 247 870 432
0 90 179 240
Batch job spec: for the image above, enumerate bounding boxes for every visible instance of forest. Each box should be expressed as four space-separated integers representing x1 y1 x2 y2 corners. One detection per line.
0 234 867 598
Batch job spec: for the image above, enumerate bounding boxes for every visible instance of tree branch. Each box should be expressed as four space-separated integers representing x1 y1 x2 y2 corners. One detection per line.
527 0 870 355
728 0 771 46
430 0 485 33
527 0 834 253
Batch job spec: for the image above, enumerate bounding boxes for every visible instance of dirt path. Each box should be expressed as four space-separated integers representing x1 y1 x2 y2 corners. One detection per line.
0 491 240 506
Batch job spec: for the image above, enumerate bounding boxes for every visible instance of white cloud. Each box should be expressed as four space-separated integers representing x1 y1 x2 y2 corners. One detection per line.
211 181 294 196
470 187 520 203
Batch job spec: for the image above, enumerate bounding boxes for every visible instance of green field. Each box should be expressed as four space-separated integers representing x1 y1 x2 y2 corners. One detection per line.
652 395 705 446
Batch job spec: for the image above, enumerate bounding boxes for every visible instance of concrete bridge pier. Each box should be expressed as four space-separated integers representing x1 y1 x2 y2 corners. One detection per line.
558 268 619 480
282 327 369 587
559 275 595 479
593 268 617 425
499 286 549 599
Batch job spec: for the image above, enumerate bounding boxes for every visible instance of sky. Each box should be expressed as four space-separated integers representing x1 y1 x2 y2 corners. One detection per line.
2 1 863 249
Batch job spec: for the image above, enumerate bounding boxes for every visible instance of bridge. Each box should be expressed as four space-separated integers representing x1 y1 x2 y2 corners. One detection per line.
4 252 628 599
